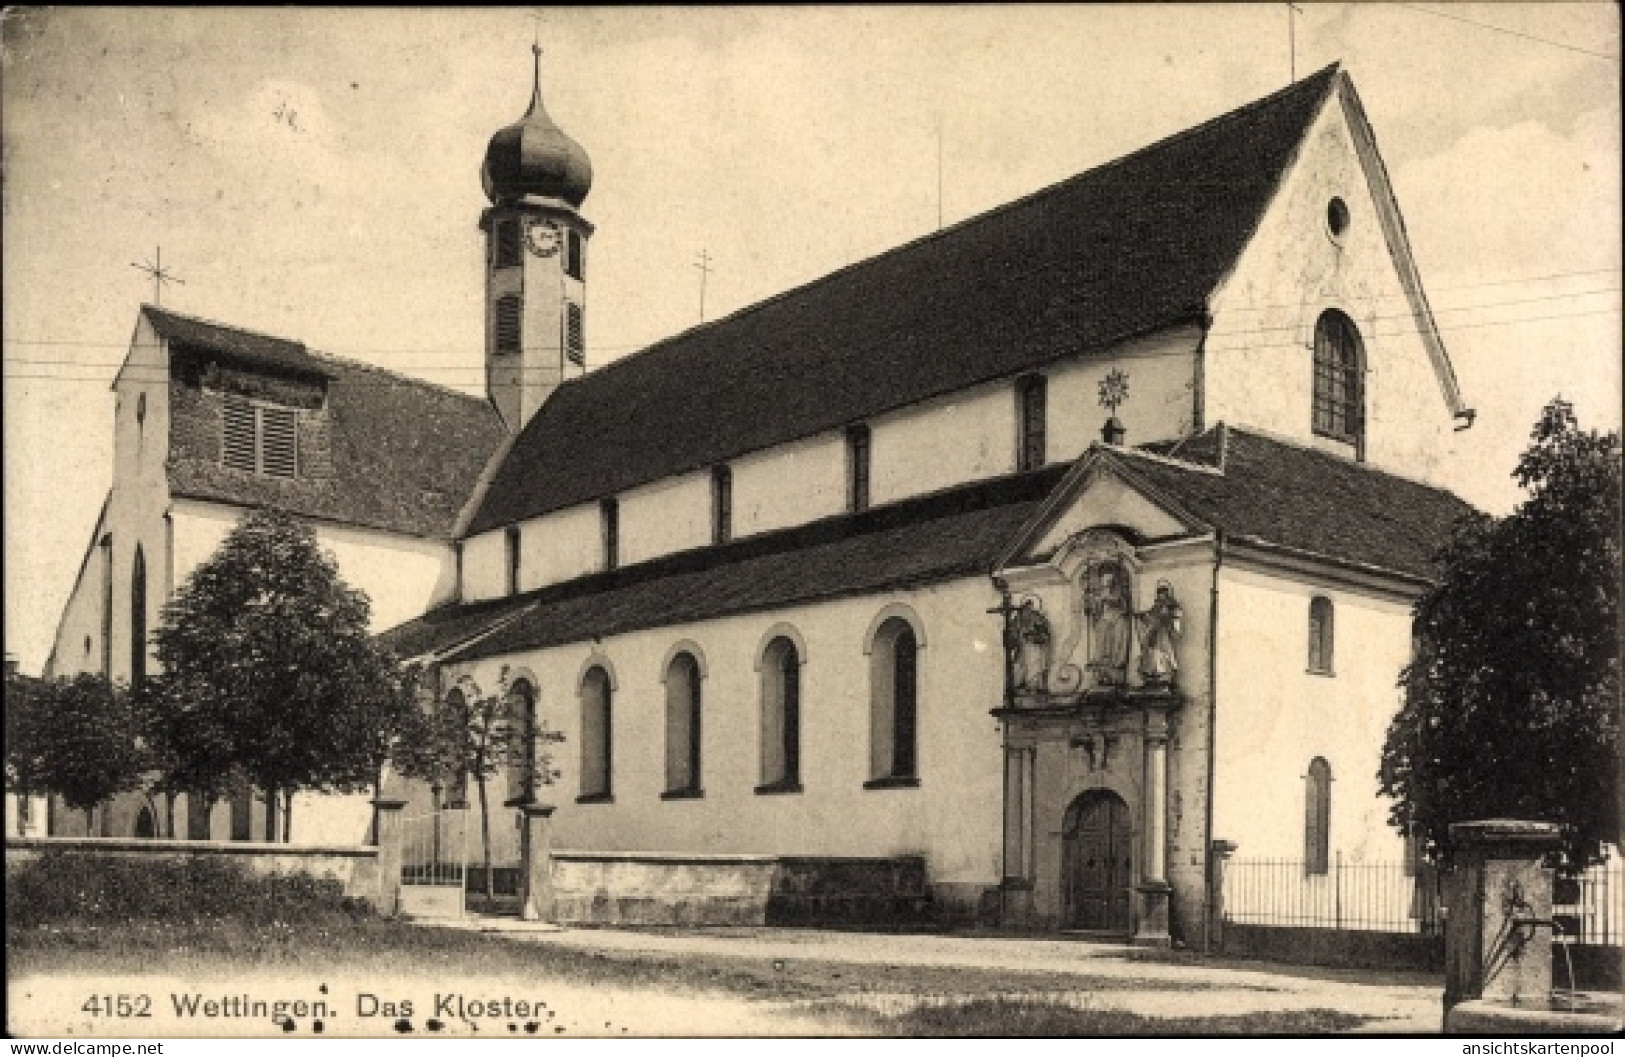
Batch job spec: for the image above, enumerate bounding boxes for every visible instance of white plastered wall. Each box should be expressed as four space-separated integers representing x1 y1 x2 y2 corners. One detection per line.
1210 563 1415 864
440 576 1010 894
1204 88 1458 484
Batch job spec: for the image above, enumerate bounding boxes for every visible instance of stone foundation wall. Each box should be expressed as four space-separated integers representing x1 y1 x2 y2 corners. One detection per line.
1221 923 1444 972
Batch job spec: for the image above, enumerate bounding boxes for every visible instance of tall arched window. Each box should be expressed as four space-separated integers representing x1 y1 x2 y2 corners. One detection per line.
758 637 802 792
663 652 704 796
579 667 613 801
1312 311 1364 447
130 545 147 688
1305 757 1332 875
507 679 537 804
1308 596 1334 674
443 688 470 807
868 618 919 785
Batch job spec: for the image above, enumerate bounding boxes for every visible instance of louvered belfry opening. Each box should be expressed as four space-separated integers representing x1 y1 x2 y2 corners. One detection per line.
495 295 523 356
222 400 297 479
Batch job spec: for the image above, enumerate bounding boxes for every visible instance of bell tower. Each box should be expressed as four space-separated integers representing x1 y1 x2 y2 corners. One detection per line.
479 43 594 433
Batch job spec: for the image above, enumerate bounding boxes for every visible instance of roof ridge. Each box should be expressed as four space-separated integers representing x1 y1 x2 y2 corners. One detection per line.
141 303 307 350
305 347 495 409
1111 439 1227 477
546 64 1343 385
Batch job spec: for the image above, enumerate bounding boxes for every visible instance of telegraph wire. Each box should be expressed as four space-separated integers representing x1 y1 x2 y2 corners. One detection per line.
1392 4 1620 62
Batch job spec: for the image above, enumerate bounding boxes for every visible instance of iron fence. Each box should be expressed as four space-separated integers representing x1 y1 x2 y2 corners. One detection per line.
1223 852 1623 944
1223 854 1440 933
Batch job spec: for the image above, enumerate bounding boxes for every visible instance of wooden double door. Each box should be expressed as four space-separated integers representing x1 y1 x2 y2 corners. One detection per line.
1063 789 1133 932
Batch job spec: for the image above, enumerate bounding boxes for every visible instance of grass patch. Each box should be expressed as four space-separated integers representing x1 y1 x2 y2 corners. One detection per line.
870 997 1372 1036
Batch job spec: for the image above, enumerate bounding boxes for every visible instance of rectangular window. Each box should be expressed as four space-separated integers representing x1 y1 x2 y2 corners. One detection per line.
712 465 732 545
846 425 871 513
1018 375 1047 471
222 400 297 478
494 220 522 268
494 295 522 355
565 230 584 280
601 497 619 571
505 526 522 596
566 303 585 366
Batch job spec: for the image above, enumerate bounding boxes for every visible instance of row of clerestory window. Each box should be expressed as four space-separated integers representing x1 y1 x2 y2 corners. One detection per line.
465 614 923 805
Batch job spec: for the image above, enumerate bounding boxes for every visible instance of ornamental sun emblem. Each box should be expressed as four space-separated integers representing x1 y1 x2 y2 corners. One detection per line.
1097 368 1130 414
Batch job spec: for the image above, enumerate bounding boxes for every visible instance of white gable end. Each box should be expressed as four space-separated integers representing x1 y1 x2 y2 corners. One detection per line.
1025 463 1194 562
1203 75 1465 485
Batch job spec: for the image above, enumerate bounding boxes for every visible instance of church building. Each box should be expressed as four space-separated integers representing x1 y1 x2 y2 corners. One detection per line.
47 56 1477 944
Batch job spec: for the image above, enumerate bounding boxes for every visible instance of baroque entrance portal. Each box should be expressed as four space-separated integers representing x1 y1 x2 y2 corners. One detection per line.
1064 789 1132 932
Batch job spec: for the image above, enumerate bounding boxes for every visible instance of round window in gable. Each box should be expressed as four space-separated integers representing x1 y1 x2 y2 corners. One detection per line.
1326 197 1351 240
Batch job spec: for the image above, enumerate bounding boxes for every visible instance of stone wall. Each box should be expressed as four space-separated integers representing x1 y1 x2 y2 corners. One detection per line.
4 837 380 902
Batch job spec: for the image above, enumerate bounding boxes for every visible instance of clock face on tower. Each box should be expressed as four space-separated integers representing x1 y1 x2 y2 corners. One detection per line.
525 220 562 258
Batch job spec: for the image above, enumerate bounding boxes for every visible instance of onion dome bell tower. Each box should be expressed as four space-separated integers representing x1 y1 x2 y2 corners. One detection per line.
480 44 594 433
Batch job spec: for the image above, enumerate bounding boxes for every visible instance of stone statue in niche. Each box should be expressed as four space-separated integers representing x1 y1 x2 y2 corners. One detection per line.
1010 597 1052 692
1086 560 1133 685
1135 579 1183 687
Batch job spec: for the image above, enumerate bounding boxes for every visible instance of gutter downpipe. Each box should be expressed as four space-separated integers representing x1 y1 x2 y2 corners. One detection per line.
1202 527 1225 954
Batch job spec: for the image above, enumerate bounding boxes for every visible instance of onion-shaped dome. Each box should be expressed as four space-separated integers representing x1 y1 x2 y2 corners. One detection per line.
481 46 593 207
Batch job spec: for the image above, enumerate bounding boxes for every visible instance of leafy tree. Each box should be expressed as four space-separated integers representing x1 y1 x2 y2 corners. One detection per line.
1380 398 1620 870
149 508 419 841
394 666 563 904
4 671 151 831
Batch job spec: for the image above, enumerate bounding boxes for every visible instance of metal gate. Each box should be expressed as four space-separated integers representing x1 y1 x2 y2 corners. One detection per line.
399 807 470 919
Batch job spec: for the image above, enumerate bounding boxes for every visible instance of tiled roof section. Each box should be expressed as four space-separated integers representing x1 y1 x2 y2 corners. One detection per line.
467 66 1343 534
1128 428 1476 580
160 313 508 539
381 464 1069 662
143 305 335 379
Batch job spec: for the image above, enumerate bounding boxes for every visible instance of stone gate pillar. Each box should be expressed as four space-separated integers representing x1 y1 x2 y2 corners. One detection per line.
518 802 557 923
371 797 408 918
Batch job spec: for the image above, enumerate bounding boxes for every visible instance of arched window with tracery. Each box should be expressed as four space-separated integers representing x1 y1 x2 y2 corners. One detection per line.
1312 310 1364 448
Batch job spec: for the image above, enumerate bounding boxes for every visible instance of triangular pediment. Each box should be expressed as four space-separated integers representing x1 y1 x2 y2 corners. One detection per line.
997 448 1210 570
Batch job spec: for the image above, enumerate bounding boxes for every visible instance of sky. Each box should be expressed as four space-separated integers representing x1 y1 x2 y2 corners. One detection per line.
3 6 1619 674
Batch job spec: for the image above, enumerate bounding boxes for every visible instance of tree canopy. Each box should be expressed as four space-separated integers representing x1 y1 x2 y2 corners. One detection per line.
5 670 150 820
1380 398 1621 869
148 508 419 839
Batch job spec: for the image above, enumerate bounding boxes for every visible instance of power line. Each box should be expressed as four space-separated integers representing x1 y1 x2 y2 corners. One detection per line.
1393 3 1620 61
7 303 1617 384
6 268 1618 354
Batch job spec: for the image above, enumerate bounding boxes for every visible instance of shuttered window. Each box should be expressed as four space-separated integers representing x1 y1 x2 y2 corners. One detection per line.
712 465 732 545
566 303 585 366
1018 375 1046 471
222 400 298 478
494 295 522 355
494 220 522 268
846 425 871 513
565 230 584 279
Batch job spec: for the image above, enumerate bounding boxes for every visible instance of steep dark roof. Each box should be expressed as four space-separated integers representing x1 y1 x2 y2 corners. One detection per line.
467 66 1343 534
1126 427 1476 580
156 309 508 539
143 305 335 379
381 465 1069 662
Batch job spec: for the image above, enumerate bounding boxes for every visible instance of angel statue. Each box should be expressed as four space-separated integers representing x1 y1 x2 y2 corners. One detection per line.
1009 597 1052 692
1135 579 1183 686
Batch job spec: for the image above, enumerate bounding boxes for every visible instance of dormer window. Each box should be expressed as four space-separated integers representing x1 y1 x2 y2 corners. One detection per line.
222 399 297 478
